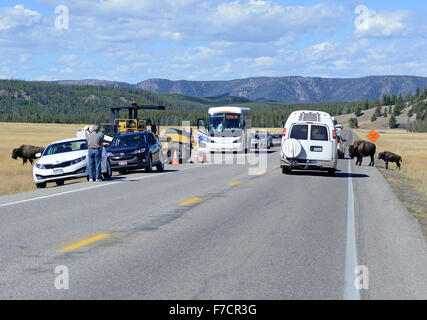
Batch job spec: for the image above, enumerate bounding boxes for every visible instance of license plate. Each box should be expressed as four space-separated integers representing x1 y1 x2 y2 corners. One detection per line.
311 146 323 152
119 161 127 166
53 168 64 175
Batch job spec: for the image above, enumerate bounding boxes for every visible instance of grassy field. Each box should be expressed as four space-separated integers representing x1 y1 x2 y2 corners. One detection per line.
354 129 427 235
0 122 282 196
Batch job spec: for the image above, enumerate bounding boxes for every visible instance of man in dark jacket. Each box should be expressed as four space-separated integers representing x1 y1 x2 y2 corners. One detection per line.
86 124 103 182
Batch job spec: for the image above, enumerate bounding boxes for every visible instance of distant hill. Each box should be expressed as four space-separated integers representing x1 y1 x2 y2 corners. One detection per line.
136 76 427 103
50 76 427 103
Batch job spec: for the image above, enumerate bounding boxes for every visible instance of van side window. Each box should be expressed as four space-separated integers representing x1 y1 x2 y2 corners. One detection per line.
310 125 328 141
290 125 308 140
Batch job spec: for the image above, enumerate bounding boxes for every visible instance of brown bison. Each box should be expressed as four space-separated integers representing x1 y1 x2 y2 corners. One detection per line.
348 140 376 166
378 151 402 170
12 145 45 165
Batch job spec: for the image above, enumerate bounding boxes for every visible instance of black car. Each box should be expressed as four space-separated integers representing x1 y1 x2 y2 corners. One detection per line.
107 131 164 173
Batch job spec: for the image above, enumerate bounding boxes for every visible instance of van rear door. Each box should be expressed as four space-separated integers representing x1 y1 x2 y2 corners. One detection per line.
288 124 309 159
308 124 332 161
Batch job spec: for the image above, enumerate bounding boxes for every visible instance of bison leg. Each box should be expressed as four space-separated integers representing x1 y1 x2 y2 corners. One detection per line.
22 158 27 165
29 158 34 165
370 155 375 166
385 161 389 170
397 161 400 170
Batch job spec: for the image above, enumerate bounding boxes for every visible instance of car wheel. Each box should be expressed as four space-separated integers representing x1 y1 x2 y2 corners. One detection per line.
56 180 64 186
36 182 46 188
156 156 164 172
118 169 127 175
146 155 152 173
103 161 112 180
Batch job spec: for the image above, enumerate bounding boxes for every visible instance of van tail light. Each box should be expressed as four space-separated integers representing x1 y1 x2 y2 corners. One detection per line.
332 130 336 140
282 128 287 137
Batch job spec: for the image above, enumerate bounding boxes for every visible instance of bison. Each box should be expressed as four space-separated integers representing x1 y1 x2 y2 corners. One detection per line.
11 145 45 165
378 151 402 170
348 140 376 166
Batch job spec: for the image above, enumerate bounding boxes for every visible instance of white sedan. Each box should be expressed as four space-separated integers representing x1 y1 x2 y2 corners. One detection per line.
33 138 112 188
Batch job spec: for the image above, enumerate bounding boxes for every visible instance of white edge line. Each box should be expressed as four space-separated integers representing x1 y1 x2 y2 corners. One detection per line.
344 158 361 300
0 164 210 208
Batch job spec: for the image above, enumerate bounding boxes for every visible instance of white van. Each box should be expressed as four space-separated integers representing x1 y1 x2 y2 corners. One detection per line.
280 110 337 175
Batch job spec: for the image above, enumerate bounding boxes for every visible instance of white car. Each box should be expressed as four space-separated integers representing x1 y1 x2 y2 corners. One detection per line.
33 138 112 188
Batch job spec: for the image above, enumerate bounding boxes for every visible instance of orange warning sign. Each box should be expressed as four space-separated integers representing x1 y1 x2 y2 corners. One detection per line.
367 129 380 143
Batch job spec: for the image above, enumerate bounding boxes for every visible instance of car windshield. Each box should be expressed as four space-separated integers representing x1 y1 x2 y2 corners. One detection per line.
111 134 146 147
208 113 241 135
272 134 282 138
43 140 87 155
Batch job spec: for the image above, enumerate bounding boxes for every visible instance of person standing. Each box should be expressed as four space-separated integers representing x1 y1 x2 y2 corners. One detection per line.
86 124 103 182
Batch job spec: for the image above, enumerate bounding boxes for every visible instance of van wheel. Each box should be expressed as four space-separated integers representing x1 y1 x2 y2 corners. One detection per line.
36 182 46 188
56 180 64 186
282 167 291 174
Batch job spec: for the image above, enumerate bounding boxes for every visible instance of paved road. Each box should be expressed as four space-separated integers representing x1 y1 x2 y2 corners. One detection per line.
0 130 427 299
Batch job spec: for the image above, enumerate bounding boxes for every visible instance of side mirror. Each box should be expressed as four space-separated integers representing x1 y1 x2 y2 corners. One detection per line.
35 153 42 158
342 139 346 142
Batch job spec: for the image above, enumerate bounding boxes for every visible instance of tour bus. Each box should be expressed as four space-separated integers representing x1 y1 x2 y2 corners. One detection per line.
198 106 252 153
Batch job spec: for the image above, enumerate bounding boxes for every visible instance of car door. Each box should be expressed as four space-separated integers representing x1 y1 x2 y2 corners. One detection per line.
147 133 160 162
308 124 332 161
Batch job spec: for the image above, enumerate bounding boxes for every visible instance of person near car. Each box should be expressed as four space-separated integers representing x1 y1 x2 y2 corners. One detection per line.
86 124 103 182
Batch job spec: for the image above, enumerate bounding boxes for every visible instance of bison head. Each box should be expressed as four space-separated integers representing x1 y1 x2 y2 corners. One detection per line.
378 152 384 160
11 148 19 160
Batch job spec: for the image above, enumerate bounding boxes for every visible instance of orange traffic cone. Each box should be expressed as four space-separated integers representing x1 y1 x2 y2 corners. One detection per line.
172 150 179 165
193 151 199 164
202 150 208 163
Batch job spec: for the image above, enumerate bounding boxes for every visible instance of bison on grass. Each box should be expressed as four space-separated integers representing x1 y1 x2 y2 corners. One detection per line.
11 145 45 165
378 151 402 170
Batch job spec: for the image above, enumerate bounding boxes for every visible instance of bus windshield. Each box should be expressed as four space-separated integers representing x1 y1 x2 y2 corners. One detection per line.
208 113 241 135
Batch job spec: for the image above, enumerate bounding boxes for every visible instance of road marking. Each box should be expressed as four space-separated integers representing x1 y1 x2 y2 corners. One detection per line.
344 159 361 300
272 165 280 168
58 233 111 253
228 181 242 186
180 197 202 206
0 165 210 208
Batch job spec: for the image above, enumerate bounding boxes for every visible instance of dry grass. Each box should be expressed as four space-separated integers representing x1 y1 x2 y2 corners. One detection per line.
0 122 84 195
354 128 427 235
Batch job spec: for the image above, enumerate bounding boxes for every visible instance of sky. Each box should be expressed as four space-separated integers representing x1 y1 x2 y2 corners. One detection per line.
0 0 426 83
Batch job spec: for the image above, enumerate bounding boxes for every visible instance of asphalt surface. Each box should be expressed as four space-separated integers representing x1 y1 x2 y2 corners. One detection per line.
1 130 427 299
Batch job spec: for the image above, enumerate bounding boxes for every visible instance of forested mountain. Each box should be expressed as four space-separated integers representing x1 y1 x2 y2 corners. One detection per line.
50 76 427 103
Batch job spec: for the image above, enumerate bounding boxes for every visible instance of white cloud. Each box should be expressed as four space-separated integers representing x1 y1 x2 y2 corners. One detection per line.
354 5 416 38
0 5 41 31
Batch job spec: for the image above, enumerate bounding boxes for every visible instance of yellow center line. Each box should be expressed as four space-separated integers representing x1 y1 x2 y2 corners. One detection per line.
255 171 266 175
58 233 112 253
180 197 202 206
229 181 242 186
273 165 280 168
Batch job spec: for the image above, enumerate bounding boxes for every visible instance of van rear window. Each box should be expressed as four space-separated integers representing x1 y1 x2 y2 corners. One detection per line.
310 125 328 141
290 125 308 140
